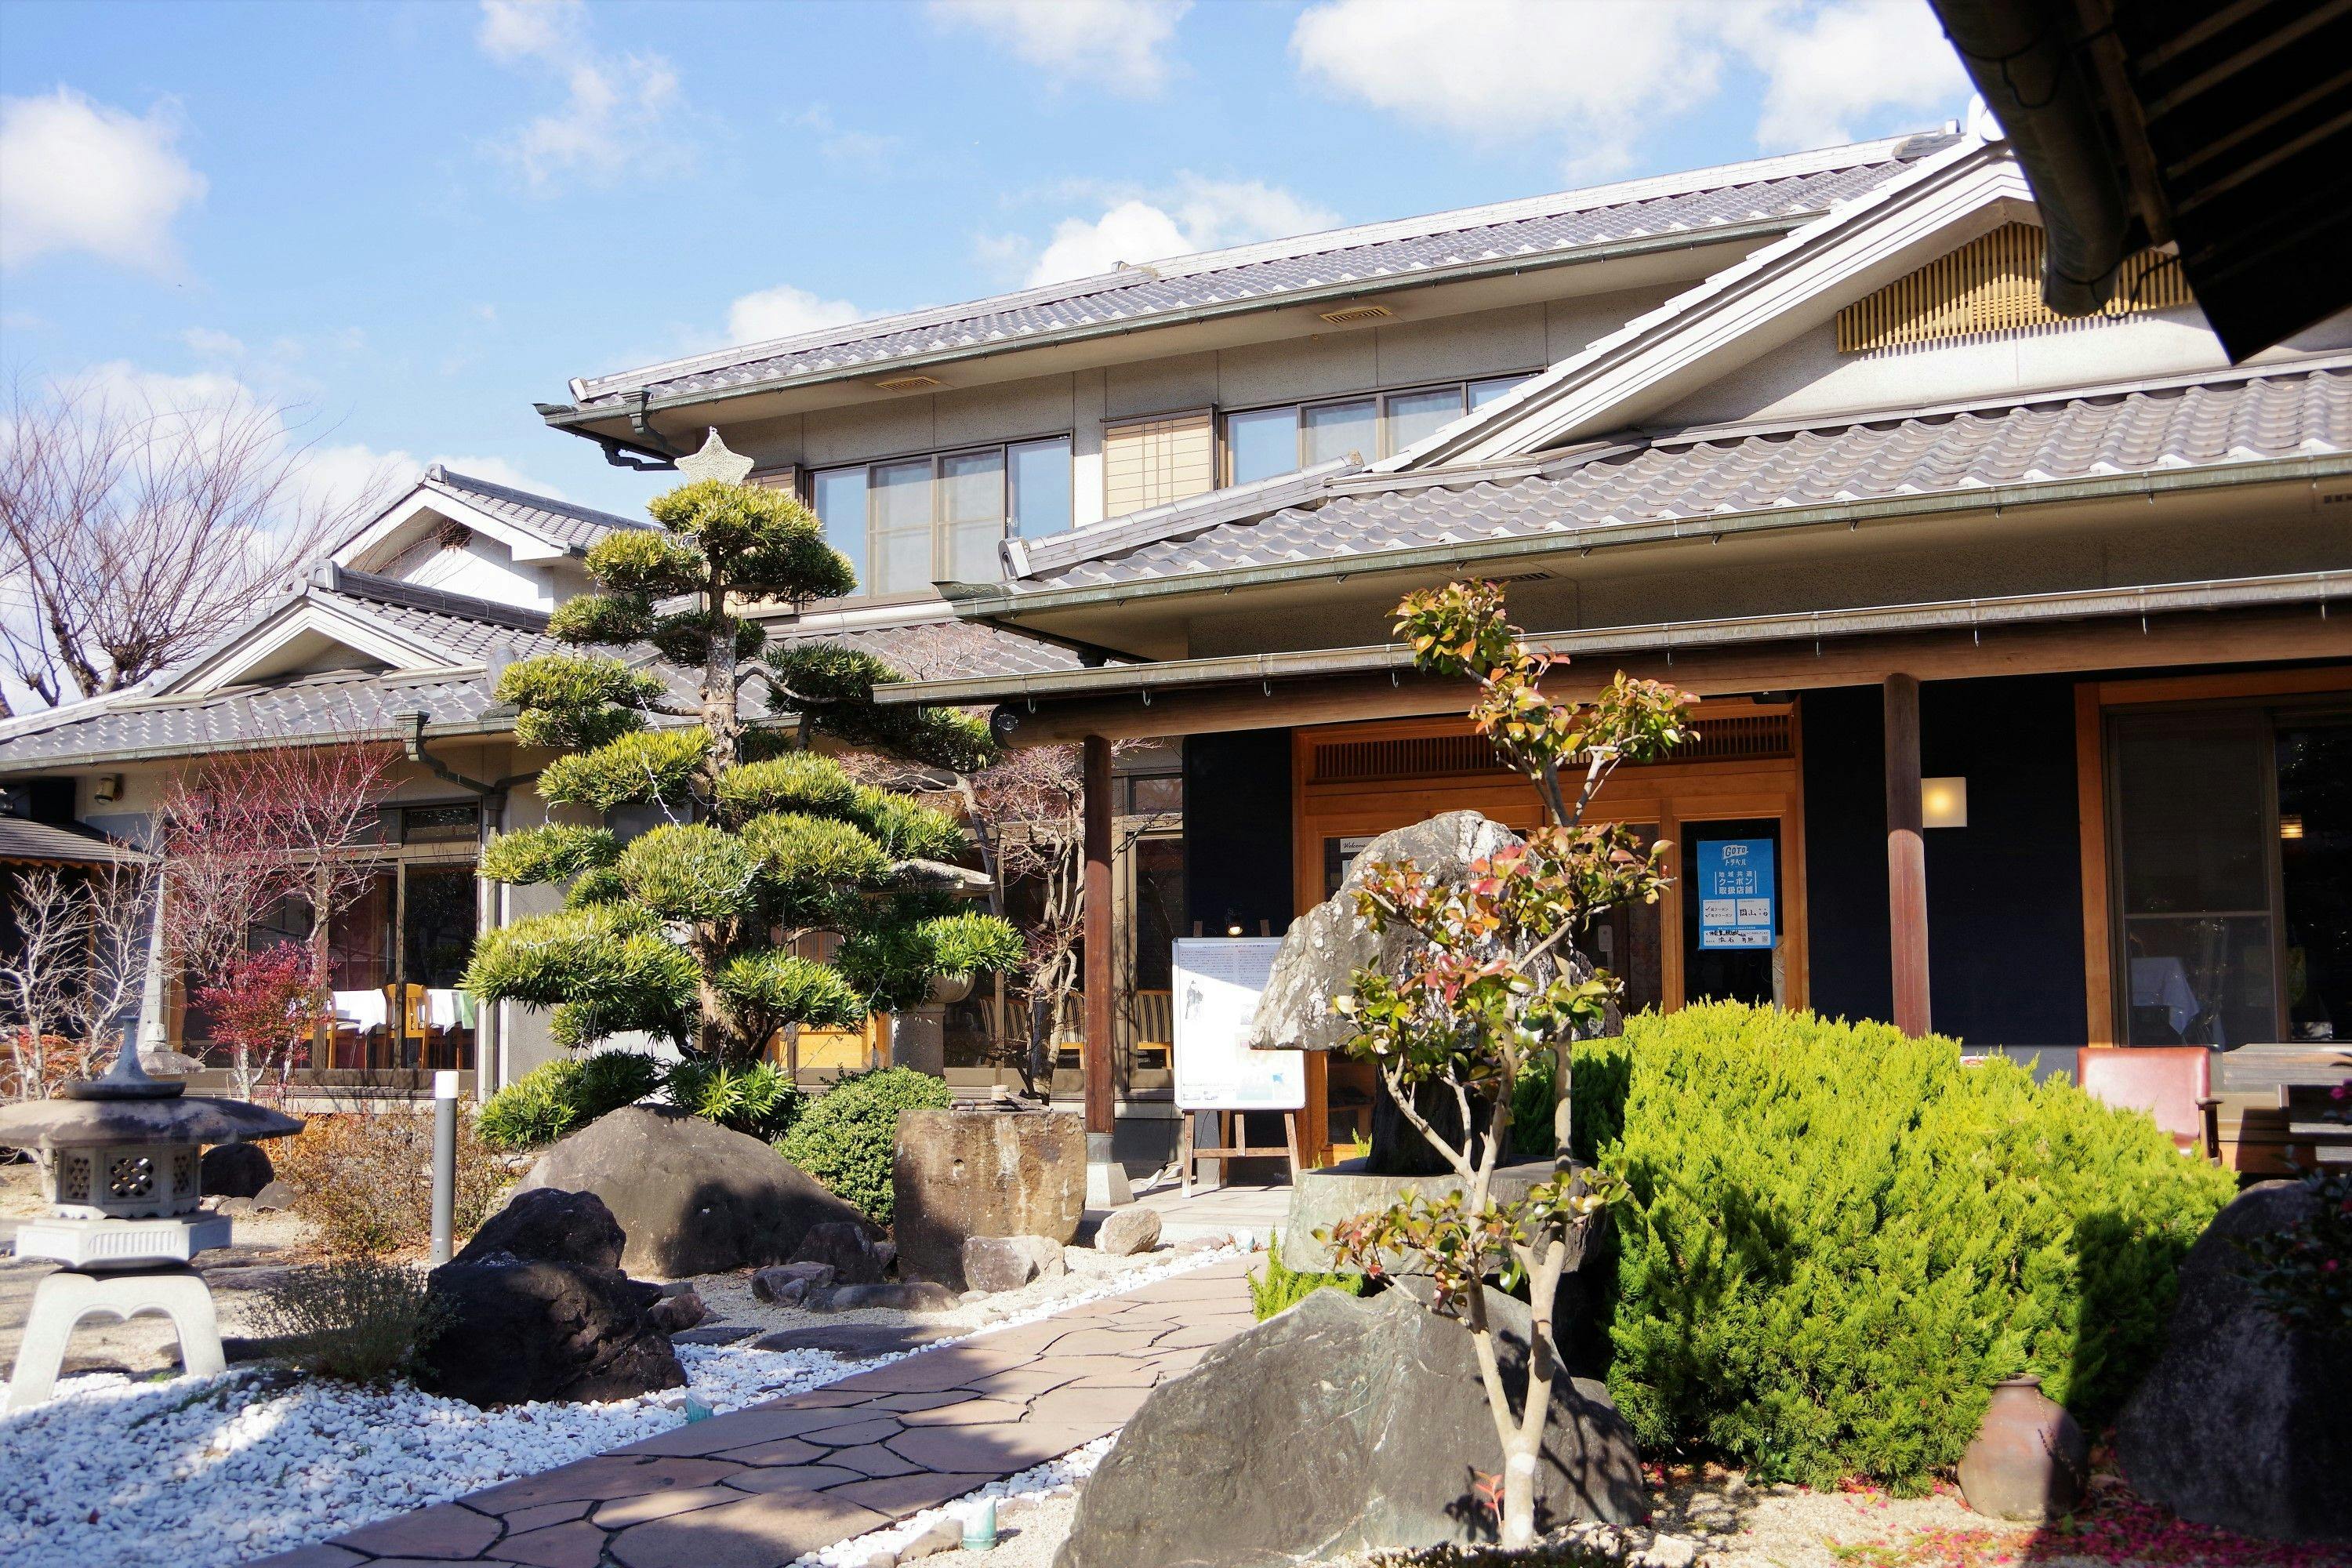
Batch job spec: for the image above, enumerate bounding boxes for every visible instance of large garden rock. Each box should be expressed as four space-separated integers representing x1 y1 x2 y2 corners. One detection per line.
201 1142 274 1198
1056 1284 1644 1568
1249 810 1587 1174
418 1251 684 1407
458 1187 625 1272
894 1107 1085 1290
2118 1180 2352 1541
1094 1206 1162 1256
515 1105 871 1277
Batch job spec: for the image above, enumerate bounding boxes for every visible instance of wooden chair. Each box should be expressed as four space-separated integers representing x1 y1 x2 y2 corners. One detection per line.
1130 989 1174 1072
2076 1047 2221 1161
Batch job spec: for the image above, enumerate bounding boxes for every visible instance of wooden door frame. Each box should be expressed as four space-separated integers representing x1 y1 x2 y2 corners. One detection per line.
1288 702 1808 1163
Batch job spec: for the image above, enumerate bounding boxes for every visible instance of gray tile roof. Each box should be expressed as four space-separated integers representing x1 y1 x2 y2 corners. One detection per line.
0 815 142 863
764 616 1084 682
425 466 652 553
319 567 564 662
1014 364 2352 591
567 136 1954 412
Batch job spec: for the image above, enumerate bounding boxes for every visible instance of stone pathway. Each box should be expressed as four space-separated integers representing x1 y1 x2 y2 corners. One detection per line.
251 1257 1255 1568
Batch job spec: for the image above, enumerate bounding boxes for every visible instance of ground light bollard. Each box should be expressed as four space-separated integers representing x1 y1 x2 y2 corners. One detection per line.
430 1068 459 1265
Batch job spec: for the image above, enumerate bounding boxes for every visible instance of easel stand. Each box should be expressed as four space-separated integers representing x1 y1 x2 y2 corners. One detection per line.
1178 1108 1303 1196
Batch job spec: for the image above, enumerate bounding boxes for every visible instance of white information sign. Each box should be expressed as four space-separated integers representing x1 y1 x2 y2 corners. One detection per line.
1171 938 1304 1111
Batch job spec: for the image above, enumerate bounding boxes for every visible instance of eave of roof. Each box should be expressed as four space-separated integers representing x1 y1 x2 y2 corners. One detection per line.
880 568 2352 710
945 359 2352 617
546 134 1955 426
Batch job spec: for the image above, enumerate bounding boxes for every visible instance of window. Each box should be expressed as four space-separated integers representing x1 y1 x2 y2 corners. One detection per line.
2108 705 2352 1047
1222 373 1533 483
809 435 1073 601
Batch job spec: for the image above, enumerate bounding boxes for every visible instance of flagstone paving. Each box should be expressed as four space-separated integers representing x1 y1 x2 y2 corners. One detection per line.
249 1256 1255 1568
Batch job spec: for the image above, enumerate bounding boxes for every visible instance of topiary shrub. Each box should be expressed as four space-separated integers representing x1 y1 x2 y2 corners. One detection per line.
1592 1002 2235 1494
662 1058 803 1141
477 1051 662 1150
775 1065 952 1226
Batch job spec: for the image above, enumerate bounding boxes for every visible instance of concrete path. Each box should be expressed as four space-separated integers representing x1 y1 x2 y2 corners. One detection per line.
251 1257 1256 1568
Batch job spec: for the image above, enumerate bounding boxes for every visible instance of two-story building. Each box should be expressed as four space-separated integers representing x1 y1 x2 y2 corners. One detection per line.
4 120 2345 1170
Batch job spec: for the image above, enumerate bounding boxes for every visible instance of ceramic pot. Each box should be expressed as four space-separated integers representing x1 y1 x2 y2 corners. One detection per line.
1958 1375 2089 1521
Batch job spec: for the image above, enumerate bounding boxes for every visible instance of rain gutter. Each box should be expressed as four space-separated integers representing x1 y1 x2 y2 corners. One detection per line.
875 569 2352 710
936 452 2352 620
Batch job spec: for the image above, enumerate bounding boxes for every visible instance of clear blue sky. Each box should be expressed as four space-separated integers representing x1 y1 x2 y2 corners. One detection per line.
0 0 1971 519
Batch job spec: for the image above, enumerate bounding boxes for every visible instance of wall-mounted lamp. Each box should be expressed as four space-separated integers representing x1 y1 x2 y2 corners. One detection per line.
2281 814 2306 840
91 774 124 804
1922 776 1968 829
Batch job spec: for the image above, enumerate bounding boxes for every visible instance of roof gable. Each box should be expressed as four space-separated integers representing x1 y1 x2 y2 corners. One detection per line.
169 593 466 695
332 466 647 572
1386 137 2037 469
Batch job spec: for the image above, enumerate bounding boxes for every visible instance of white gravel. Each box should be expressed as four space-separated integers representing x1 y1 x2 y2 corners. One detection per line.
0 1246 1235 1568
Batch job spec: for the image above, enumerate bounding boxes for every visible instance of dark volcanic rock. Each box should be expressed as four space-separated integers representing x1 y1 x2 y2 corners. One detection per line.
789 1220 891 1285
515 1105 872 1277
1055 1285 1644 1568
460 1187 626 1272
645 1288 706 1334
200 1142 274 1198
802 1281 959 1314
418 1250 684 1407
2118 1180 2352 1542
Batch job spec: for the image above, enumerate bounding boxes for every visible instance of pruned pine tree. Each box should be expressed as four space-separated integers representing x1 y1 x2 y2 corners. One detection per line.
463 481 1020 1068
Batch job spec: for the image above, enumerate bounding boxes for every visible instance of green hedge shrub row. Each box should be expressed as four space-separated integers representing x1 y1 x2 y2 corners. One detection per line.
1583 1003 2234 1494
775 1065 953 1226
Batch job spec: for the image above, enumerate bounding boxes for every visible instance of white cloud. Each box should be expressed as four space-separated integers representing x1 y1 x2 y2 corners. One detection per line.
727 282 867 345
1021 175 1340 285
1291 0 1966 175
180 326 246 361
476 0 680 191
1729 0 1972 150
0 89 206 272
927 0 1192 95
792 105 904 170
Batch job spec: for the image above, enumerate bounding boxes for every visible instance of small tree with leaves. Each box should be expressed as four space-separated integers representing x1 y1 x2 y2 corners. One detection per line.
463 481 1019 1067
194 942 331 1102
1323 581 1690 1550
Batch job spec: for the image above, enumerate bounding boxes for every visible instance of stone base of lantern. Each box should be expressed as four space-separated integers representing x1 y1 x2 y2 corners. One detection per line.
14 1213 231 1269
5 1265 225 1411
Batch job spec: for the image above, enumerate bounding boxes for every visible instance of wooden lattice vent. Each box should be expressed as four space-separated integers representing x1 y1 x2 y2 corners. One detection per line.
1836 223 2190 354
1310 710 1791 785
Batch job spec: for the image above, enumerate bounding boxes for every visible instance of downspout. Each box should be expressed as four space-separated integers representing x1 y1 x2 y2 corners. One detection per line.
396 710 539 1097
1929 0 2139 313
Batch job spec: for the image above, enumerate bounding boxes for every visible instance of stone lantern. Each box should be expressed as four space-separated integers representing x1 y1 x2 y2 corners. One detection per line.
0 1035 302 1410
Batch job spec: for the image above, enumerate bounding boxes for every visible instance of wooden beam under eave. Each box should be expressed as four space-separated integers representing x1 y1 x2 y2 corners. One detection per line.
1884 673 1931 1037
987 607 2352 746
1080 733 1116 1138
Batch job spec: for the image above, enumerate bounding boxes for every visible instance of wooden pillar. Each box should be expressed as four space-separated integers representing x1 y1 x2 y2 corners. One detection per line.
1883 673 1931 1036
1081 732 1116 1138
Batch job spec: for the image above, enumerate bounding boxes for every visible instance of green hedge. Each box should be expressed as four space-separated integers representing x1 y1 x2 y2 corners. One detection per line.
477 1051 662 1150
1583 1003 2233 1494
775 1066 952 1226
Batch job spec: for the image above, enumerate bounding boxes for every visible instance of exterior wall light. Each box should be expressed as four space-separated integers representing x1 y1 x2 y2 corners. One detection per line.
1922 776 1969 829
2280 814 2305 840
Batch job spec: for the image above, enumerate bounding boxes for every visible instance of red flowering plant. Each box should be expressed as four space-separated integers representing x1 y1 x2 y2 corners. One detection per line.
1320 580 1689 1550
195 942 331 1103
2234 1163 2352 1341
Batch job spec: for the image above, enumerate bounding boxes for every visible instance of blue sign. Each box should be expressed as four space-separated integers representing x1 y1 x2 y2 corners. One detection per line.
1695 838 1776 950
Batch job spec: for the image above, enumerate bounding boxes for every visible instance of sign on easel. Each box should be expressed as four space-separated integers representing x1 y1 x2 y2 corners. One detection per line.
1172 938 1302 1110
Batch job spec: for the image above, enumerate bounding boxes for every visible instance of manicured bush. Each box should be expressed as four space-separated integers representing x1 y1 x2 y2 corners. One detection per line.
274 1112 506 1256
476 1050 662 1150
774 1065 952 1226
1588 1003 2234 1494
1249 1232 1367 1320
250 1255 442 1384
662 1058 803 1141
